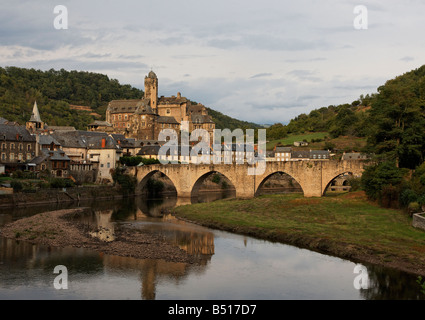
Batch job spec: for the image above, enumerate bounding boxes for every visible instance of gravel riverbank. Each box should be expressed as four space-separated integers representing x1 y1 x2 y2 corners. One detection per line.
0 208 196 264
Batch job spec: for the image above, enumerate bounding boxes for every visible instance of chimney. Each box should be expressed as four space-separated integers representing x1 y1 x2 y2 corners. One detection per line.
177 92 181 98
16 134 19 141
101 138 106 148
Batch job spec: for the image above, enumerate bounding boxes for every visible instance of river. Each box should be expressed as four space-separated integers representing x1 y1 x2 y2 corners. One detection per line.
0 191 423 300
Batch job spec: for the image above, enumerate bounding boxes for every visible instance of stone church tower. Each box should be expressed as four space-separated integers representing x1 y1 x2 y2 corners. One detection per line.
26 101 45 133
144 71 158 114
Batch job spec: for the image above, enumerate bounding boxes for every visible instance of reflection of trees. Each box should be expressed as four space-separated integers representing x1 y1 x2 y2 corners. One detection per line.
359 264 424 300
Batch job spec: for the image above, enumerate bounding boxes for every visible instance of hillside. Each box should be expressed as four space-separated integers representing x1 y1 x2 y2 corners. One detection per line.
206 107 264 130
0 66 263 131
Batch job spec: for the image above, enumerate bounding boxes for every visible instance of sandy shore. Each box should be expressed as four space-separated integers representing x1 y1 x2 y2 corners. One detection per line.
0 208 196 264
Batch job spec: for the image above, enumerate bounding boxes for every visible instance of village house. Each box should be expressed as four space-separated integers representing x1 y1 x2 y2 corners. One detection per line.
341 152 369 161
290 150 310 161
30 149 71 178
52 130 122 184
294 141 308 147
0 122 37 171
310 150 330 160
274 146 292 161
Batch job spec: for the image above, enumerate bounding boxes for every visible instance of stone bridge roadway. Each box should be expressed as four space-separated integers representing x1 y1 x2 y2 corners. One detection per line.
125 160 368 198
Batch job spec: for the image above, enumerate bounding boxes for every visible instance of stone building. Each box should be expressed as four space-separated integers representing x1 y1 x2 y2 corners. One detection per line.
0 123 37 168
102 71 215 142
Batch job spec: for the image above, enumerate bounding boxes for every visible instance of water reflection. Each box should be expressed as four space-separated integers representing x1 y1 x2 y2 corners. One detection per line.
0 191 424 300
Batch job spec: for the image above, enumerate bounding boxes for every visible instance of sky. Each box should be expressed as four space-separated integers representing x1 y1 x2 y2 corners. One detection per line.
1 0 424 125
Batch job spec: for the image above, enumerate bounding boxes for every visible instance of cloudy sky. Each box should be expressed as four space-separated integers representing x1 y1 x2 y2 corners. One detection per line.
1 0 424 125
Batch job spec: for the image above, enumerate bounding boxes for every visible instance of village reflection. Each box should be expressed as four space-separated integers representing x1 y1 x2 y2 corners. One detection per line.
69 194 221 299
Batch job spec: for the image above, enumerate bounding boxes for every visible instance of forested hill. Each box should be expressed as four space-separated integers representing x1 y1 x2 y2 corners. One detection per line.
0 66 263 130
0 67 144 129
267 64 425 169
267 65 425 143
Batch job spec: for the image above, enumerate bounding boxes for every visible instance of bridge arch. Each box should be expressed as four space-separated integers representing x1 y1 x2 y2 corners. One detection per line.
190 170 237 198
322 170 362 195
255 171 304 196
136 169 178 196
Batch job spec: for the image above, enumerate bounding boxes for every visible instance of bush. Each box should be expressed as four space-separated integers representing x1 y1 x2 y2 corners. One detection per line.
212 174 221 184
50 178 74 188
399 189 418 207
120 156 161 166
10 180 23 192
323 141 336 151
408 202 421 216
361 162 404 201
347 177 362 191
112 168 137 195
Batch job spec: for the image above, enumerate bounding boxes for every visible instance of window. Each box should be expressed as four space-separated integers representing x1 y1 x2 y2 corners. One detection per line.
1 153 5 161
118 115 122 120
107 162 110 168
124 114 128 120
1 143 6 150
26 154 31 160
166 108 171 115
112 115 115 121
10 153 14 161
27 144 31 151
10 143 15 150
19 144 23 151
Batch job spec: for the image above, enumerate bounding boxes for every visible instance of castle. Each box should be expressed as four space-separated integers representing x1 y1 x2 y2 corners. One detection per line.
89 71 215 143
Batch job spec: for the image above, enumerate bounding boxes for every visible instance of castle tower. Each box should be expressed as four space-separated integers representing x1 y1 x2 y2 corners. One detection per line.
26 100 45 133
144 71 158 114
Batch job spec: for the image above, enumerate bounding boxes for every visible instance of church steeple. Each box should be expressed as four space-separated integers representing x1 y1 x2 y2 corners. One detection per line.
29 101 42 123
26 100 45 133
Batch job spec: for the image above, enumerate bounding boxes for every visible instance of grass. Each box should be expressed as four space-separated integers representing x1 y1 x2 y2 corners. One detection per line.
174 191 425 275
267 132 328 150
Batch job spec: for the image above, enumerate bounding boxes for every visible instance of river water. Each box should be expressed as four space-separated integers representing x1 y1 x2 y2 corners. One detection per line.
0 191 423 300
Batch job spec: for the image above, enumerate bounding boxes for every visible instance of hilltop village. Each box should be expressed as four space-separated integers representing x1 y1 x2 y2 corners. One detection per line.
0 71 347 185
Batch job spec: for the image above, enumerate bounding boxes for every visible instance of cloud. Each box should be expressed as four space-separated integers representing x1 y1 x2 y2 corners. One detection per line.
400 56 415 62
250 73 273 79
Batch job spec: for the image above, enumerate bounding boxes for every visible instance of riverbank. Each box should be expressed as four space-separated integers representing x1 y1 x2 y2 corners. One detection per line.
0 208 196 264
0 185 131 208
173 191 425 276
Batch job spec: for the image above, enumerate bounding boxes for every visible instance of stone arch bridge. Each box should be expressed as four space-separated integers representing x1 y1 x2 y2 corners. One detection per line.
125 160 368 198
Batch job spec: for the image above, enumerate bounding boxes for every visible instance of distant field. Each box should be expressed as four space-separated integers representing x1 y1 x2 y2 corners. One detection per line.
266 132 328 150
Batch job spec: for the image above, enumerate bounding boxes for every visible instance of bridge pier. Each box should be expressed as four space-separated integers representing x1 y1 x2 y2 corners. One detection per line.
176 191 192 198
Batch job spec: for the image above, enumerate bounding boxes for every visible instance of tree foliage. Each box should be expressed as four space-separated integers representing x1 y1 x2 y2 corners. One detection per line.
0 66 144 129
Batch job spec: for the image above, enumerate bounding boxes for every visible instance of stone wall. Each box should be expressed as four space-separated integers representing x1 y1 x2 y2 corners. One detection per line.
0 186 125 208
412 213 425 231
